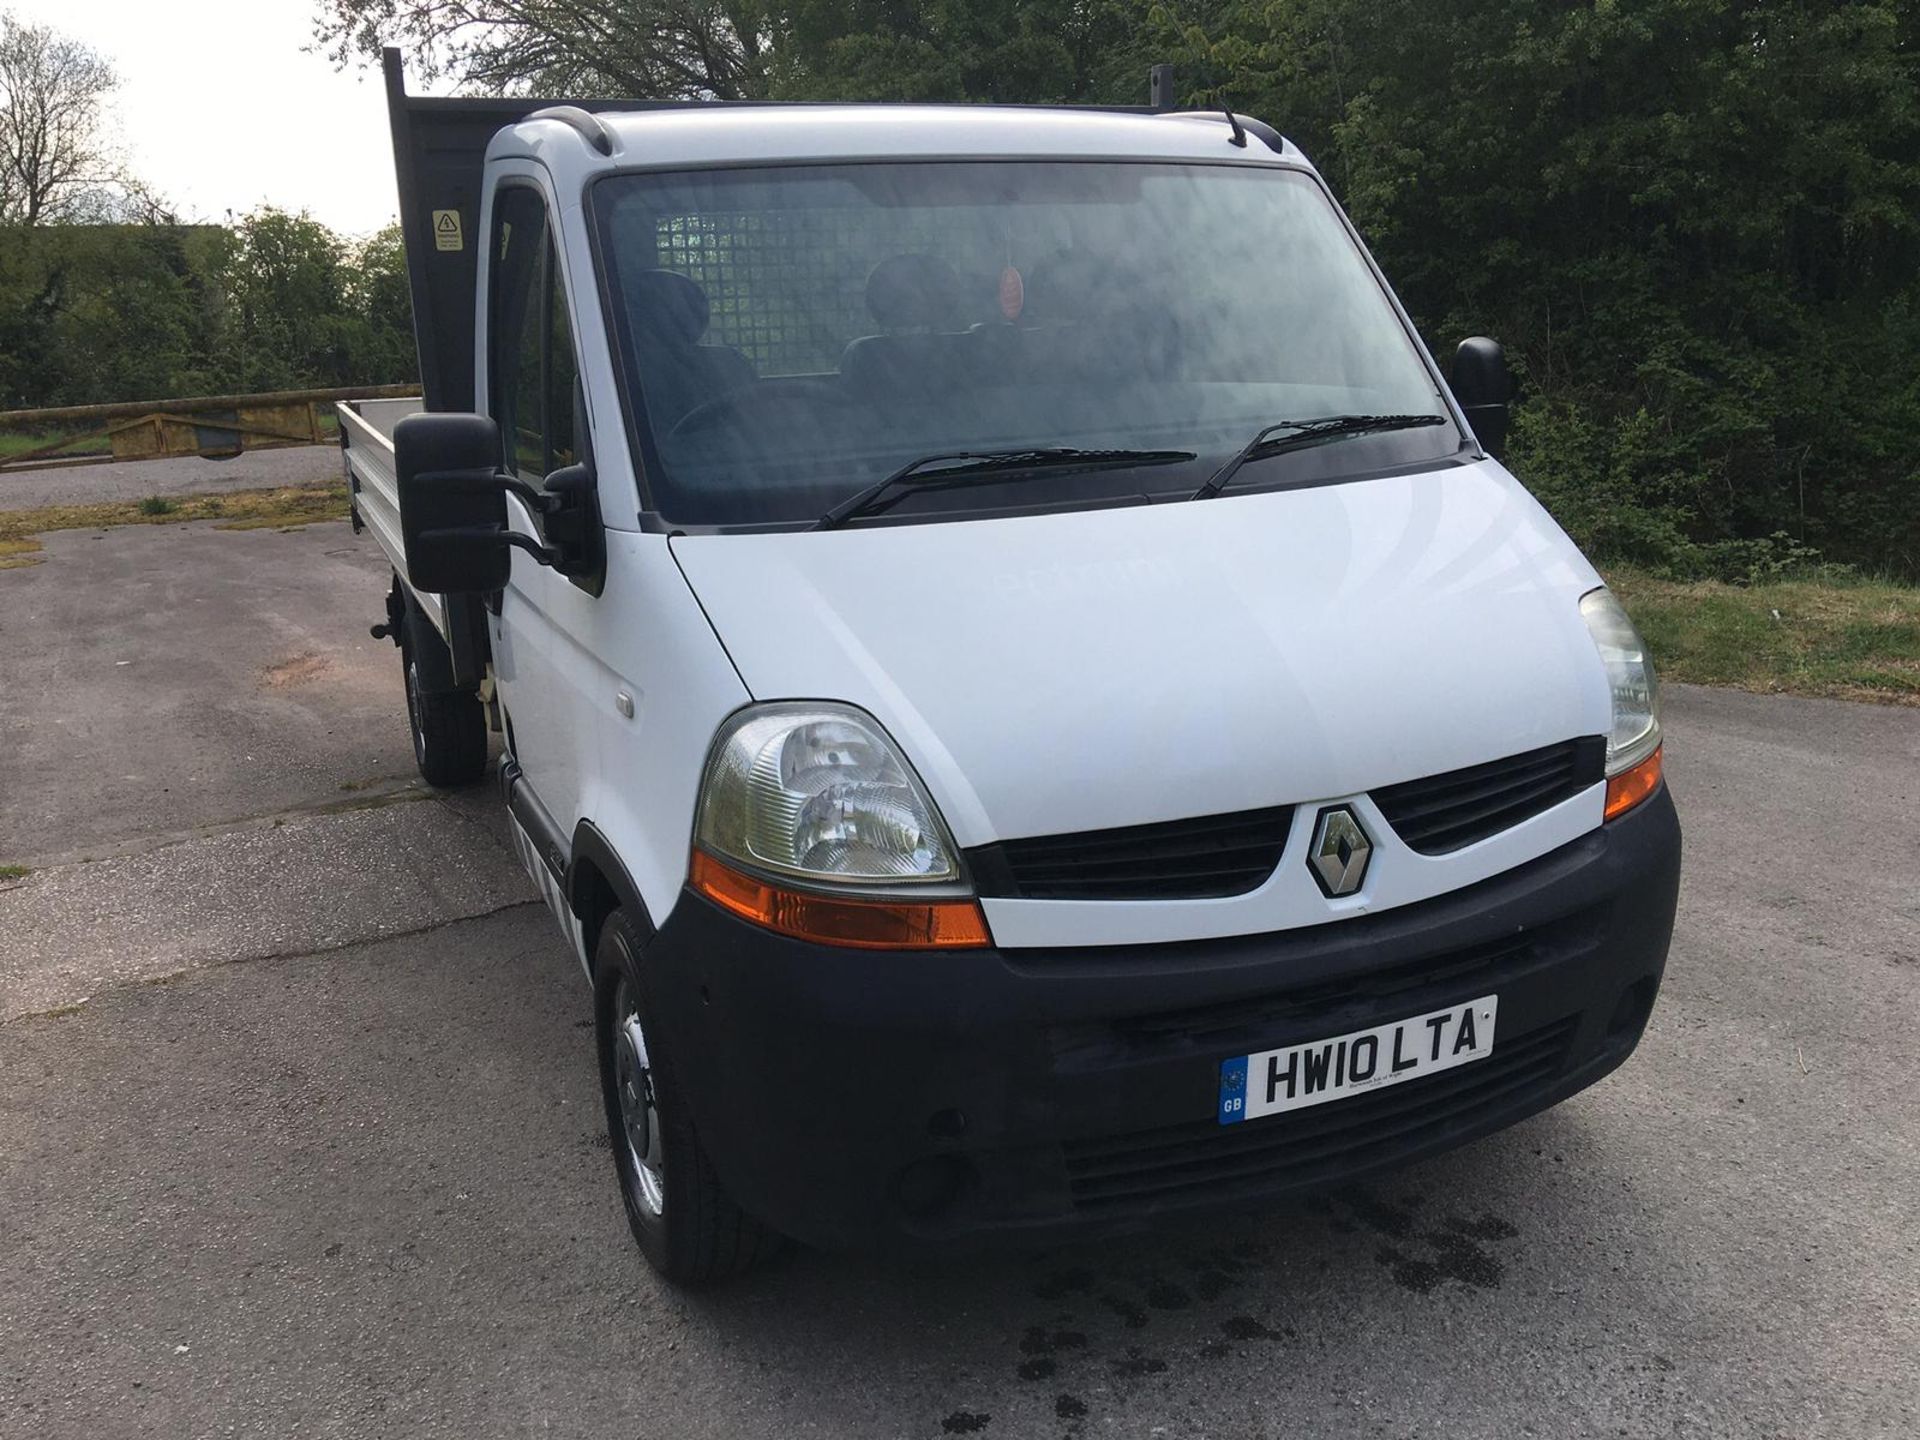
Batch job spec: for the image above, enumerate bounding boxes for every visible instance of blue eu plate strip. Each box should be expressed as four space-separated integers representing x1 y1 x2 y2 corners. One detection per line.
1217 1055 1248 1125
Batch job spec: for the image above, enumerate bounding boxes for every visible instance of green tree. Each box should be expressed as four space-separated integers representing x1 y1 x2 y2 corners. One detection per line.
0 210 417 410
313 0 776 96
49 225 221 401
0 223 224 408
767 0 1154 102
209 208 360 391
1169 0 1920 576
341 223 421 385
0 229 59 404
312 0 1162 100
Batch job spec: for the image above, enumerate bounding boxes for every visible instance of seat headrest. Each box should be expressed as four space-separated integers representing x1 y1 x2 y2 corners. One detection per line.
866 253 965 332
628 269 711 343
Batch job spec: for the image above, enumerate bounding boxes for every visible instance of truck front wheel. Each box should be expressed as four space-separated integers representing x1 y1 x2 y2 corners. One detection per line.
593 908 776 1285
400 609 487 788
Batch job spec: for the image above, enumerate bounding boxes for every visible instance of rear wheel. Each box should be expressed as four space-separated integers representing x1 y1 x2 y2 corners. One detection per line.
400 609 487 788
593 908 775 1285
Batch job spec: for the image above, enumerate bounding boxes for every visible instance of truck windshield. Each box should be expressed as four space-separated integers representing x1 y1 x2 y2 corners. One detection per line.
595 161 1458 528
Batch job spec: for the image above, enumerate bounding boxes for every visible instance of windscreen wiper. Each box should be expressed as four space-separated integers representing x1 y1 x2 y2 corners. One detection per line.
1189 414 1448 501
814 447 1196 531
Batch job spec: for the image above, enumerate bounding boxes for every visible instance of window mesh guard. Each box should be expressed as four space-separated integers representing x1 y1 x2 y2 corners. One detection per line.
654 211 981 377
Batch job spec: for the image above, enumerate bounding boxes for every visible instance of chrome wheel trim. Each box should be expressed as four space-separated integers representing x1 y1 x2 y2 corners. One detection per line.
613 979 666 1217
404 657 426 765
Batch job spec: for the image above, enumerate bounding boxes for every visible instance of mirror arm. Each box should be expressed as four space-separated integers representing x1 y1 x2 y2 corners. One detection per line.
411 468 559 516
500 476 560 515
417 525 560 568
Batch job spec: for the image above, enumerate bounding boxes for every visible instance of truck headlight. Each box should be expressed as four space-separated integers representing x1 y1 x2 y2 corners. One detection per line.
690 704 987 948
1580 587 1664 818
696 704 960 884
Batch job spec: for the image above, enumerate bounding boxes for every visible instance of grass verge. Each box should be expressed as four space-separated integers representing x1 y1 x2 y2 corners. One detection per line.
0 864 29 880
0 536 42 570
1608 566 1920 705
0 428 112 463
0 484 350 570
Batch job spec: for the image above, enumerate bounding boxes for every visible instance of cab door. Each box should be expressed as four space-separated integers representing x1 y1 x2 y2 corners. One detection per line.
483 177 595 845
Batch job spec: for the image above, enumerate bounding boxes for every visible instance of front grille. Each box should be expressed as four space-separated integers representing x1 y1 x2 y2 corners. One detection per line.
1373 738 1604 854
968 807 1295 901
1062 1016 1578 1212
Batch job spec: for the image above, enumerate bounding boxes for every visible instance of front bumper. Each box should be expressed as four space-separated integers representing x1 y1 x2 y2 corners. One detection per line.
644 786 1681 1252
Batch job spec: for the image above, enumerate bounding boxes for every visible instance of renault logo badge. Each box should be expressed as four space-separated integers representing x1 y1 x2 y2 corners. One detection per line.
1308 806 1372 897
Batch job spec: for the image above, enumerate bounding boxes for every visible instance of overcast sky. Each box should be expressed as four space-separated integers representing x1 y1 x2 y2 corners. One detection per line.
10 0 444 235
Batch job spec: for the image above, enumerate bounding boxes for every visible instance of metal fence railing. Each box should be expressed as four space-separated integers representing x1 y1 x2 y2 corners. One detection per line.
0 385 418 475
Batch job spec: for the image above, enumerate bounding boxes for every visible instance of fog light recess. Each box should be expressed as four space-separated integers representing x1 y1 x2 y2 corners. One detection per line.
1607 977 1659 1039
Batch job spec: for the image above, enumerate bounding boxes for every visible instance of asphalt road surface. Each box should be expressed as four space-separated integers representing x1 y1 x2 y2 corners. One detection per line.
0 444 339 513
2 517 1916 1439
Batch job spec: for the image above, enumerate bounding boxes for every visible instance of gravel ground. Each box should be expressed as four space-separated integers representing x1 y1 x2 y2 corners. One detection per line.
0 444 340 512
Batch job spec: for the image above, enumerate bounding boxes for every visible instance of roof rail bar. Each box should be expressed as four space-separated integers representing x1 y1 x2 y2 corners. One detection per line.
1162 109 1286 156
525 105 616 156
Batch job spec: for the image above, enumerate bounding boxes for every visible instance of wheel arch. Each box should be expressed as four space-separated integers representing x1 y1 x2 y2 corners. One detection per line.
568 820 654 962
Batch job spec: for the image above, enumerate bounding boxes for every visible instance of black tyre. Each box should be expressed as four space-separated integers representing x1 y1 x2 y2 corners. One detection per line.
400 612 487 789
593 908 776 1285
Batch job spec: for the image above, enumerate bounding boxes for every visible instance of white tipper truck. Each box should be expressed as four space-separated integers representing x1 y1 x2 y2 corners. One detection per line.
341 51 1679 1284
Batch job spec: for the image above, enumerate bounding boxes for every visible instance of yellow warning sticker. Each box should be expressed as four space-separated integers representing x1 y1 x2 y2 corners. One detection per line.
432 209 463 252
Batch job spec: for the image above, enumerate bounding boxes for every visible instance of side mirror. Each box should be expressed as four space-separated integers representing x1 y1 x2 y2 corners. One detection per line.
396 413 602 594
1451 337 1513 460
396 413 515 593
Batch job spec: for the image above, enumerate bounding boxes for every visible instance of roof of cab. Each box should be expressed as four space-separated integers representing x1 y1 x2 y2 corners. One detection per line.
491 103 1303 172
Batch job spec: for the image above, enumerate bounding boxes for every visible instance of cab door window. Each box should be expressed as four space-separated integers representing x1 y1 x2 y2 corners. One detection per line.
490 185 579 483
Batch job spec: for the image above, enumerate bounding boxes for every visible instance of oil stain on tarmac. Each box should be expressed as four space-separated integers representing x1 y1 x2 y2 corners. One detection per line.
933 1187 1523 1435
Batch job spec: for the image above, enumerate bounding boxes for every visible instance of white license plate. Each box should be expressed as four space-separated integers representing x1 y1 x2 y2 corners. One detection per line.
1217 995 1499 1125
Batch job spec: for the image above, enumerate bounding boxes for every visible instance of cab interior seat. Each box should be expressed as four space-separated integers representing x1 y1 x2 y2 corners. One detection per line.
839 253 1002 404
625 269 758 431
